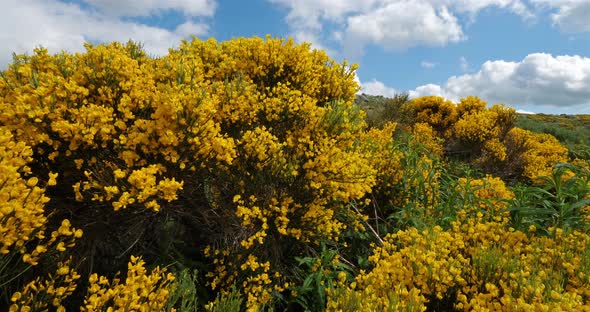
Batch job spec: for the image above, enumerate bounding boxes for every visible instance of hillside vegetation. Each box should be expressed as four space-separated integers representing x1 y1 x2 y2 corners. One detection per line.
515 113 590 154
1 38 589 311
357 93 590 159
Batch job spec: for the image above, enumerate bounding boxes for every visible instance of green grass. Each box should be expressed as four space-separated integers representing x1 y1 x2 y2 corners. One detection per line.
515 114 590 152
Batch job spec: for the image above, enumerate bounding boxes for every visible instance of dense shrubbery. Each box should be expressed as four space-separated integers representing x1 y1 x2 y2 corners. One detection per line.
359 93 569 182
1 37 589 311
515 114 590 154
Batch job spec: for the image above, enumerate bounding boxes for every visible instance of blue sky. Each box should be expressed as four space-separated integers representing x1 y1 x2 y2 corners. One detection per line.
2 0 590 114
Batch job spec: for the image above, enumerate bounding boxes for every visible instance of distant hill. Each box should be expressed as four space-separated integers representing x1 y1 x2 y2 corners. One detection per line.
354 93 392 124
354 93 409 128
515 113 590 152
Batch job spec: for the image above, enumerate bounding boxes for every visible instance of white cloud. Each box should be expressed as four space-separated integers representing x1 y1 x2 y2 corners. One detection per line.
408 53 590 109
291 30 337 56
269 0 534 58
268 0 375 56
269 0 376 30
344 2 464 56
440 0 532 18
531 0 590 33
421 61 437 69
408 84 448 99
358 78 398 98
175 21 210 37
0 0 216 68
81 0 216 17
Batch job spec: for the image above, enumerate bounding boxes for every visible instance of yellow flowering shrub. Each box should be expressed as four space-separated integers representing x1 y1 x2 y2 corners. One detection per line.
9 258 80 312
504 127 569 180
455 96 487 117
412 122 444 157
454 109 503 143
398 96 528 179
330 167 590 311
328 224 469 311
0 43 239 211
82 256 176 311
488 103 517 135
0 36 374 309
2 34 587 311
454 221 590 311
333 214 590 311
399 95 569 182
404 96 458 137
327 285 426 312
451 100 515 169
357 123 446 234
204 99 374 308
174 38 373 308
482 137 508 162
0 125 81 271
0 126 47 258
360 122 400 191
456 175 514 216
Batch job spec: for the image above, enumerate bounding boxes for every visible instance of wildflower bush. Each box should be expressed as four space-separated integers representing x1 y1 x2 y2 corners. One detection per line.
503 127 569 180
0 37 372 310
1 36 589 311
0 126 82 304
376 94 568 182
329 176 590 311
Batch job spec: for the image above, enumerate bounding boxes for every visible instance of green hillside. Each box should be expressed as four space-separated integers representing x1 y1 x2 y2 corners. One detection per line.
515 113 590 153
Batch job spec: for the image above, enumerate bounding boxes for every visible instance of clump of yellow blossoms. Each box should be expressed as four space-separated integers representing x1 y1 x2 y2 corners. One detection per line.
405 96 457 137
504 127 569 180
175 37 374 307
400 95 568 181
361 121 440 209
0 126 81 267
0 126 47 257
1 124 81 311
82 256 175 311
10 258 81 312
412 122 444 157
0 37 371 309
456 175 514 218
330 186 590 311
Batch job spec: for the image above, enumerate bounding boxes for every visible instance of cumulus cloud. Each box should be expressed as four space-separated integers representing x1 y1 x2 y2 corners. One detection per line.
408 84 448 99
269 0 376 31
0 0 215 68
268 0 376 57
269 0 533 58
356 76 398 98
175 21 210 38
291 30 338 56
531 0 590 33
344 1 464 56
408 53 590 109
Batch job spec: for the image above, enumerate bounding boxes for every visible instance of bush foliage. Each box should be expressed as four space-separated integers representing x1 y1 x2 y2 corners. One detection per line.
1 37 589 311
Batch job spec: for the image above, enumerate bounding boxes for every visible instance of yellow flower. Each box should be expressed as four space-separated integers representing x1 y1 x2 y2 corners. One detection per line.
48 172 58 186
